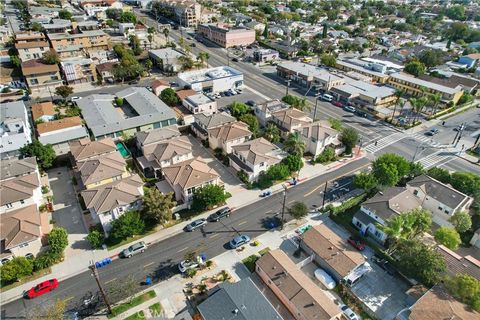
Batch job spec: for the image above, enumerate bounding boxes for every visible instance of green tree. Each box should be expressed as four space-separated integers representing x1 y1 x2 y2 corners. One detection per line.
109 211 145 240
375 162 400 187
58 9 72 20
322 23 328 38
449 211 472 234
427 167 451 184
404 60 426 77
192 185 230 211
10 55 21 68
48 227 68 254
163 27 170 42
328 117 342 130
105 8 122 20
19 140 56 170
196 52 209 67
288 201 308 221
30 22 43 31
43 51 60 65
115 97 124 106
264 123 280 143
450 172 480 196
373 153 412 179
129 34 142 56
315 147 336 164
119 11 137 23
54 85 73 101
320 53 336 67
239 113 259 137
435 227 461 250
0 257 33 283
446 22 469 41
230 101 249 118
284 132 305 156
144 59 153 73
353 172 378 192
178 55 194 71
445 274 480 312
396 239 446 286
141 188 176 225
281 154 303 173
160 88 179 106
446 4 466 21
418 49 444 68
340 128 358 155
266 164 290 181
346 15 357 25
86 229 104 249
262 23 269 38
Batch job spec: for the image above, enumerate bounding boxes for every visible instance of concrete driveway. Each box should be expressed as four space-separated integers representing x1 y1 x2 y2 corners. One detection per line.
48 167 90 256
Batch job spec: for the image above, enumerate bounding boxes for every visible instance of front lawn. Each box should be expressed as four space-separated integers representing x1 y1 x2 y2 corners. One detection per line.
124 311 145 320
107 290 156 318
149 302 162 317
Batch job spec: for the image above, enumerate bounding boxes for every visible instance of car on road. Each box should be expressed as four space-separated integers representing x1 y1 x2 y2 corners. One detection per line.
355 110 368 118
332 101 343 108
207 207 231 222
344 105 356 113
425 128 439 136
190 43 196 47
229 235 251 249
340 304 359 320
224 91 233 96
178 259 199 273
232 58 239 62
70 96 82 102
347 236 366 251
320 93 334 102
25 279 58 299
246 100 256 106
121 241 147 258
260 190 272 197
185 218 207 231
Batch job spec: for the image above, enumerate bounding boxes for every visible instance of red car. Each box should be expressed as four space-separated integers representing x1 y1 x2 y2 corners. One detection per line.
332 101 344 108
25 279 58 299
348 237 366 251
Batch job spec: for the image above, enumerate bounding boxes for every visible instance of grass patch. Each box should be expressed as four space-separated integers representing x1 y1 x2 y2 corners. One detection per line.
242 254 259 273
258 247 271 256
108 290 156 318
105 228 157 250
0 268 51 293
124 311 145 320
149 303 162 317
466 150 480 159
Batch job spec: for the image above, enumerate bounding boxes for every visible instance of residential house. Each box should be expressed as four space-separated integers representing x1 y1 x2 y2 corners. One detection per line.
31 101 56 123
77 87 177 140
0 157 42 214
301 224 367 282
69 137 117 164
198 23 255 48
151 79 170 96
0 205 42 264
76 151 129 189
191 112 236 141
207 121 252 154
256 249 343 320
81 174 143 235
402 285 479 320
406 174 473 227
149 48 185 73
158 157 220 203
60 57 97 84
0 101 32 159
335 59 390 84
20 59 63 92
352 187 422 243
458 54 480 69
36 116 89 155
197 277 282 320
95 61 117 83
135 126 193 178
14 32 50 62
229 138 286 182
297 122 342 157
253 99 290 127
183 93 217 115
271 107 313 136
435 245 480 280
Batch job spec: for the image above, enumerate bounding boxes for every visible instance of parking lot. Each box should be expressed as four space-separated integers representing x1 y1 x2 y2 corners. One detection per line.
215 87 268 110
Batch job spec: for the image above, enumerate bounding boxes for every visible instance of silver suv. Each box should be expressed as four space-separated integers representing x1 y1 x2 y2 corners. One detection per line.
121 241 147 258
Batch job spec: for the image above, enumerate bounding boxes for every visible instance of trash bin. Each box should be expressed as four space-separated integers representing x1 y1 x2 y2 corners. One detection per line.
145 276 152 285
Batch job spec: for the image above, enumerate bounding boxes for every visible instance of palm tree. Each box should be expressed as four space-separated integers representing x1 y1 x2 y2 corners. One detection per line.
264 123 280 143
292 97 310 112
429 93 442 116
147 34 153 49
163 27 169 43
377 215 404 255
391 89 403 124
178 56 194 71
284 132 305 156
196 52 210 68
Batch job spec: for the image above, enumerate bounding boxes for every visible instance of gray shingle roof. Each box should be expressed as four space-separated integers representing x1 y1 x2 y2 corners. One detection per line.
38 126 88 145
194 112 236 130
0 157 37 180
362 187 422 221
197 277 282 320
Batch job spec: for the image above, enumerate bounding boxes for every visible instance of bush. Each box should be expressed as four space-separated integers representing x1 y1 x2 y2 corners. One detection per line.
327 194 366 215
315 147 336 164
0 257 34 283
48 228 68 255
86 229 105 249
109 211 145 241
33 251 61 271
206 260 213 267
191 184 230 212
242 255 259 272
41 185 49 194
185 268 197 278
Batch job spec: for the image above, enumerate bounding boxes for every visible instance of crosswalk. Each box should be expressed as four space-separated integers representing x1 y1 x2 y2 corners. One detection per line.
415 150 457 169
364 132 406 153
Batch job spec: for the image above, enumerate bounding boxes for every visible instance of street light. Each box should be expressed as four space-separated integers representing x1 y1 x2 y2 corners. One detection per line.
280 184 288 230
313 92 321 120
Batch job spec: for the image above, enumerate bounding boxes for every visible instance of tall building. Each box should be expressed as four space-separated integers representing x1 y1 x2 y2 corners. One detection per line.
153 0 201 28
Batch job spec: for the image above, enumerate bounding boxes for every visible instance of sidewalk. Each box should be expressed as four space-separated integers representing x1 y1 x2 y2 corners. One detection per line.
0 151 366 304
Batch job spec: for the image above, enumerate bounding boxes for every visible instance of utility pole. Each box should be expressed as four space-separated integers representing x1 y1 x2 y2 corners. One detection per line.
322 181 328 207
285 79 291 96
227 47 230 67
313 93 320 120
280 184 287 230
89 264 112 314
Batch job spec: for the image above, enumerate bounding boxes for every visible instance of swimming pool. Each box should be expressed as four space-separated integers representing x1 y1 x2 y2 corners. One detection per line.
116 142 130 158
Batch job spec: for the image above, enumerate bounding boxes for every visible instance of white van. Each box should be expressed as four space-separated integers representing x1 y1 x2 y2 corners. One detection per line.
344 262 372 287
314 268 336 289
321 93 333 102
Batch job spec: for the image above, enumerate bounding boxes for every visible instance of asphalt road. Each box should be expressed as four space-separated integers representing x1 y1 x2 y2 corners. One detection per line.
0 158 370 318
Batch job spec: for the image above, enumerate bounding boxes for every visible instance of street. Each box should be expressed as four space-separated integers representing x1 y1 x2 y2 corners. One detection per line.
0 158 369 318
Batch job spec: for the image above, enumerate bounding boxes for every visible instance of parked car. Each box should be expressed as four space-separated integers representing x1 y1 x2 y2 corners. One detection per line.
340 304 359 320
320 93 334 102
185 218 207 232
344 105 356 113
355 110 368 118
232 58 239 62
229 235 251 249
347 236 366 251
70 96 82 102
260 190 272 197
207 207 231 222
453 124 465 131
425 128 439 136
314 268 336 289
224 91 233 96
178 259 199 273
24 279 59 299
121 241 147 258
246 100 256 106
332 101 343 108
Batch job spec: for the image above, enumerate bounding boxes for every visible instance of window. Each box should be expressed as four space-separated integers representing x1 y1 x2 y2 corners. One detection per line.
20 200 25 204
260 162 265 167
356 221 362 228
438 206 443 210
444 210 450 214
374 230 382 238
19 242 29 248
51 75 59 80
30 79 39 85
6 203 13 208
413 189 418 196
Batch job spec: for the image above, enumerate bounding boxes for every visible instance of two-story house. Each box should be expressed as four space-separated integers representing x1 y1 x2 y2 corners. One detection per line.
270 107 313 137
76 151 129 189
208 121 252 154
229 138 286 182
352 187 422 243
15 32 50 62
135 126 193 178
0 101 32 159
20 59 63 92
69 137 117 166
406 175 473 227
36 116 89 155
253 99 290 127
296 122 342 157
81 174 143 235
191 112 236 141
158 157 220 203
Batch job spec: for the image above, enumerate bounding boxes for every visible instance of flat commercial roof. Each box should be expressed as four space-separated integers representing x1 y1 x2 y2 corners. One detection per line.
389 73 463 95
178 66 242 84
185 93 213 105
337 59 389 78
